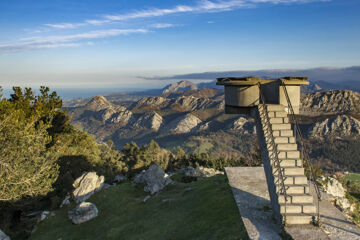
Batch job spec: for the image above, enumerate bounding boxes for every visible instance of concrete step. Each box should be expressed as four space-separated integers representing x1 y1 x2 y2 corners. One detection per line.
272 166 304 176
284 167 304 176
271 123 291 130
269 117 289 124
278 194 314 204
274 136 295 144
268 150 300 159
275 159 303 167
277 184 309 194
266 104 286 112
280 203 316 214
272 130 294 137
274 175 308 185
283 213 315 225
277 143 298 151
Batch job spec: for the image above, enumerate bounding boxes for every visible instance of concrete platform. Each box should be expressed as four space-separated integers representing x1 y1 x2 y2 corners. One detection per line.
225 167 282 240
225 167 360 240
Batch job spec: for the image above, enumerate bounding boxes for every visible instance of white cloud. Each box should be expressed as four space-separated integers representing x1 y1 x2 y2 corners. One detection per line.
0 28 148 54
150 23 175 29
44 0 327 30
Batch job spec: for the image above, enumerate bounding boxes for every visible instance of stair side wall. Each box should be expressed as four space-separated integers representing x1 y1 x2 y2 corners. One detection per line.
254 108 282 223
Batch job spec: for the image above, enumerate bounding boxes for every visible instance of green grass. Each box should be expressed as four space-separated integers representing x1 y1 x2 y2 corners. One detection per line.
345 173 360 183
30 175 247 240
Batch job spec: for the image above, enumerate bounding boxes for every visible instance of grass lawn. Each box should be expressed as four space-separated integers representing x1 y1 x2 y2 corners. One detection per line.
30 175 247 240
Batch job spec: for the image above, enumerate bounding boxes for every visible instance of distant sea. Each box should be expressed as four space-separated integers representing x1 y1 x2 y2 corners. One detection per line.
1 87 151 100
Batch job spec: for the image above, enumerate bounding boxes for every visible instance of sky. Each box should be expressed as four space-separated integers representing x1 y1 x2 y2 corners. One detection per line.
0 0 359 89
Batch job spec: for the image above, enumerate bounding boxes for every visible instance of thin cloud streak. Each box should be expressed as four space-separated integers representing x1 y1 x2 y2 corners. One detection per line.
44 0 327 30
0 28 148 54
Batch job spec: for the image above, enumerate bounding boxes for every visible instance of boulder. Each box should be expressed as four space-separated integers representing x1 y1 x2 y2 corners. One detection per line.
133 164 173 195
68 202 98 224
336 197 351 211
40 211 50 221
179 166 223 178
0 229 10 240
73 172 104 203
326 177 345 198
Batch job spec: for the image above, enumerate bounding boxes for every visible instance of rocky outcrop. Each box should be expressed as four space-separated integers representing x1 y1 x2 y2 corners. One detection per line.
301 90 360 113
179 166 223 177
85 95 124 112
325 177 346 198
133 164 173 195
72 172 104 203
165 113 202 133
162 80 197 95
227 115 255 134
68 202 98 224
134 111 163 131
131 96 169 110
309 115 360 138
0 229 10 240
107 110 135 126
171 96 223 111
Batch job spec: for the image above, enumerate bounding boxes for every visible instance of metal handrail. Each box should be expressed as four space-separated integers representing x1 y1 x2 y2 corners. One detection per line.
257 82 288 225
280 81 321 224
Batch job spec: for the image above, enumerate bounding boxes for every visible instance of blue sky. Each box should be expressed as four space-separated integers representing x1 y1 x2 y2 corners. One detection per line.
0 0 359 89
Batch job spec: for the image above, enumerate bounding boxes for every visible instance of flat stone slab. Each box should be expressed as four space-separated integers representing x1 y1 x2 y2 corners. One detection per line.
225 167 282 240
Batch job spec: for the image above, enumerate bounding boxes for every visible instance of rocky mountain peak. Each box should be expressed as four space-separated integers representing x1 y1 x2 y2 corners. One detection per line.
309 114 360 138
85 95 113 111
301 90 360 113
162 80 198 95
134 111 163 131
164 113 202 133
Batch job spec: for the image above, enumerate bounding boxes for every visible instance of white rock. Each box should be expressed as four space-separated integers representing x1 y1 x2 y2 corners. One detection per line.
336 197 351 211
72 172 104 203
179 166 223 178
165 113 202 133
40 211 50 221
0 229 10 240
68 202 98 224
133 164 173 195
60 195 70 208
326 177 346 198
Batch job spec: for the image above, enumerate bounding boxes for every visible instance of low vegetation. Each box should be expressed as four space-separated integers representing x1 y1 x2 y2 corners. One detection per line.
30 175 247 240
0 87 249 239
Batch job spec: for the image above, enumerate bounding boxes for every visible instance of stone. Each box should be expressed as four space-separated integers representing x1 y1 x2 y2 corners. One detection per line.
336 197 351 211
326 177 345 198
0 229 10 240
114 175 128 183
133 164 173 195
143 195 151 202
60 195 70 208
72 172 104 203
179 166 223 178
68 202 98 224
40 211 50 221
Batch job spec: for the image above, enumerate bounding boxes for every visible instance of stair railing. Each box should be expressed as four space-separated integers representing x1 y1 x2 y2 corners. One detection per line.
257 82 288 225
280 81 321 225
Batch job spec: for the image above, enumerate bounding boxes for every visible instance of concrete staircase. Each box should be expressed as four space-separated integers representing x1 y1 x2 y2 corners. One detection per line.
256 104 317 225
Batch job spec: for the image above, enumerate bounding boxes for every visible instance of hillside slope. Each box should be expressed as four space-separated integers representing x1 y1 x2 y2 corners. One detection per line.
30 176 247 240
